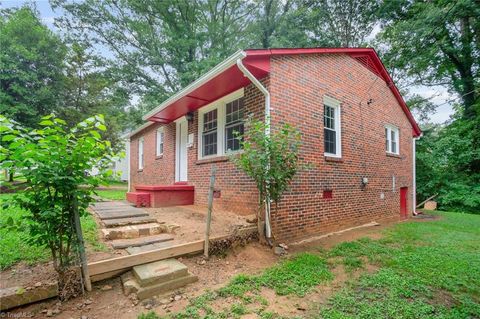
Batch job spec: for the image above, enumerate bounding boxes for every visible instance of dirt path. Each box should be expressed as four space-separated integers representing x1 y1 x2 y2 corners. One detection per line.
3 217 408 318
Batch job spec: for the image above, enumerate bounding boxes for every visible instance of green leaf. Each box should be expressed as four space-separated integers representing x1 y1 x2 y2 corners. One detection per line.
2 135 16 142
39 120 54 126
89 130 101 139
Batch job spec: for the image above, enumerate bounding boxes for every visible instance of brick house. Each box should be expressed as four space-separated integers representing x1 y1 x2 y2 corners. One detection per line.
127 48 422 241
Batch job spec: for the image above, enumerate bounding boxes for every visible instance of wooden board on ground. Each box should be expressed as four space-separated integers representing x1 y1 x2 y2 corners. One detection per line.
88 226 257 277
111 234 174 249
103 216 158 227
95 210 149 220
126 241 176 254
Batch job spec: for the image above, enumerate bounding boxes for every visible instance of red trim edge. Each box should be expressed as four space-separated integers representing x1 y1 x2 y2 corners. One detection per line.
135 184 194 191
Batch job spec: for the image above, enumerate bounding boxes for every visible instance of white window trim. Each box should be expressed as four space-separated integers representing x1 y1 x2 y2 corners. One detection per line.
323 95 342 158
138 137 144 170
197 89 244 160
385 124 400 155
156 127 164 157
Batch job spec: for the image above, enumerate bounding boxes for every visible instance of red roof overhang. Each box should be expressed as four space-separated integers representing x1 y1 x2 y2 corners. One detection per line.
145 54 269 124
146 48 421 137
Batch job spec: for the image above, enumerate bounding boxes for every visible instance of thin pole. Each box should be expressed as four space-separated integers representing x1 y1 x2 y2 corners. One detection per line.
204 165 217 259
73 197 92 292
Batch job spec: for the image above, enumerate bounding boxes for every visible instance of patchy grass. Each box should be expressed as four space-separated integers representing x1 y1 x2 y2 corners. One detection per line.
139 253 332 319
95 189 127 200
102 179 128 187
138 211 480 319
317 211 480 318
81 213 108 252
0 193 107 269
0 194 49 269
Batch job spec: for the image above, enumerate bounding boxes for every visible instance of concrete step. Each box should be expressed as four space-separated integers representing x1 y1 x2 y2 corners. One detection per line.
126 241 176 254
111 234 174 249
133 259 189 286
103 216 158 227
101 223 164 240
136 273 197 300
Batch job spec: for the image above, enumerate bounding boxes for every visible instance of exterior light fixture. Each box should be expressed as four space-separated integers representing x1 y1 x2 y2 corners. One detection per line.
185 112 194 122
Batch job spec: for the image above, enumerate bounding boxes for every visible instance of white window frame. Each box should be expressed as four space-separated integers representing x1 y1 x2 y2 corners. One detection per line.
156 127 164 157
198 89 244 160
323 95 342 158
138 137 144 170
385 125 400 155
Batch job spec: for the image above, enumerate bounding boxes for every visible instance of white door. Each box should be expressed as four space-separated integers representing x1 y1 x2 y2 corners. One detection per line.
175 119 188 182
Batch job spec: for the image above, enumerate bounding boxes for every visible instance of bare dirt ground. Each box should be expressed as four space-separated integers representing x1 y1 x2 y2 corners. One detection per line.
146 204 255 243
4 243 277 319
2 215 416 318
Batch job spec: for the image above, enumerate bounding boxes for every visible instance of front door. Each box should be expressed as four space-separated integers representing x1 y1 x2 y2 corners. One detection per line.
175 119 188 182
400 187 408 219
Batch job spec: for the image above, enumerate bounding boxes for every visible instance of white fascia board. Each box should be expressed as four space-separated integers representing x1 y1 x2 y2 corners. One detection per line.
126 122 154 139
142 50 247 121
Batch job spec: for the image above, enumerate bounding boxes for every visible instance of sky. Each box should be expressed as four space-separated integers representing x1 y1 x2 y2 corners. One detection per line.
1 0 456 124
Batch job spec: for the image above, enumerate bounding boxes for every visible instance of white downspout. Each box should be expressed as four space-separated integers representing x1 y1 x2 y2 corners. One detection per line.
236 58 272 240
412 135 422 215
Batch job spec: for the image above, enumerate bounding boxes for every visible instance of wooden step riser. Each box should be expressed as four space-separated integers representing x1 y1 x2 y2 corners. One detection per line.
111 234 174 249
103 216 158 227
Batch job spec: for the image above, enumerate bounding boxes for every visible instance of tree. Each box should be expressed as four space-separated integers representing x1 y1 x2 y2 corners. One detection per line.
306 0 381 47
0 7 67 129
52 0 253 103
232 119 301 241
416 117 480 213
59 42 131 149
377 0 479 119
0 114 117 299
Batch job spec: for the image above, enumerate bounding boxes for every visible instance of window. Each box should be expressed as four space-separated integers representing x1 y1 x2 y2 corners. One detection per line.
138 137 144 170
323 96 341 157
202 109 218 157
385 125 399 154
156 128 164 156
225 97 245 152
198 90 245 159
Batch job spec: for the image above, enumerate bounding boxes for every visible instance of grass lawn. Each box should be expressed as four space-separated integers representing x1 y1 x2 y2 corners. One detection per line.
0 193 107 270
96 189 127 200
139 211 480 319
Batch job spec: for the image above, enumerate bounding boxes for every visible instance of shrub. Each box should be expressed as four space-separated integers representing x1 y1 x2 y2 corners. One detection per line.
0 114 118 299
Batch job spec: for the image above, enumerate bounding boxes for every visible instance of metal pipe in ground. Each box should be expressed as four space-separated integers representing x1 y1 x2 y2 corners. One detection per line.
204 165 217 259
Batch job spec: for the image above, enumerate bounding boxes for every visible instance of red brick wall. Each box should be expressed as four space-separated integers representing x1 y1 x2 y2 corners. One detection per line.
130 53 415 241
269 54 414 241
130 122 176 186
130 82 266 215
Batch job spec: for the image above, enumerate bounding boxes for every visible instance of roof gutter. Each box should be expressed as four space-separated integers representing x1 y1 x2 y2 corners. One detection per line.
236 58 273 243
142 50 248 121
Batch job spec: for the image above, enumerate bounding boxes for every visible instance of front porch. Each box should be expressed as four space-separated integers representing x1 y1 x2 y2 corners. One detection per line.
126 183 195 208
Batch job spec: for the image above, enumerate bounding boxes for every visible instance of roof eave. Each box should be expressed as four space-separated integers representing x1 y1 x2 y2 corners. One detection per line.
142 50 247 121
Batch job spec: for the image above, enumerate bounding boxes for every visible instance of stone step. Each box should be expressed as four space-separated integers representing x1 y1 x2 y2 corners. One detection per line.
111 234 174 249
101 223 164 240
92 202 131 208
136 273 197 300
95 210 150 220
133 259 189 287
125 241 176 255
103 216 158 227
92 204 135 210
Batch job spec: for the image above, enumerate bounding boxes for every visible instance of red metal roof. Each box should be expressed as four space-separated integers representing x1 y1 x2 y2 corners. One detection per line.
146 48 421 137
